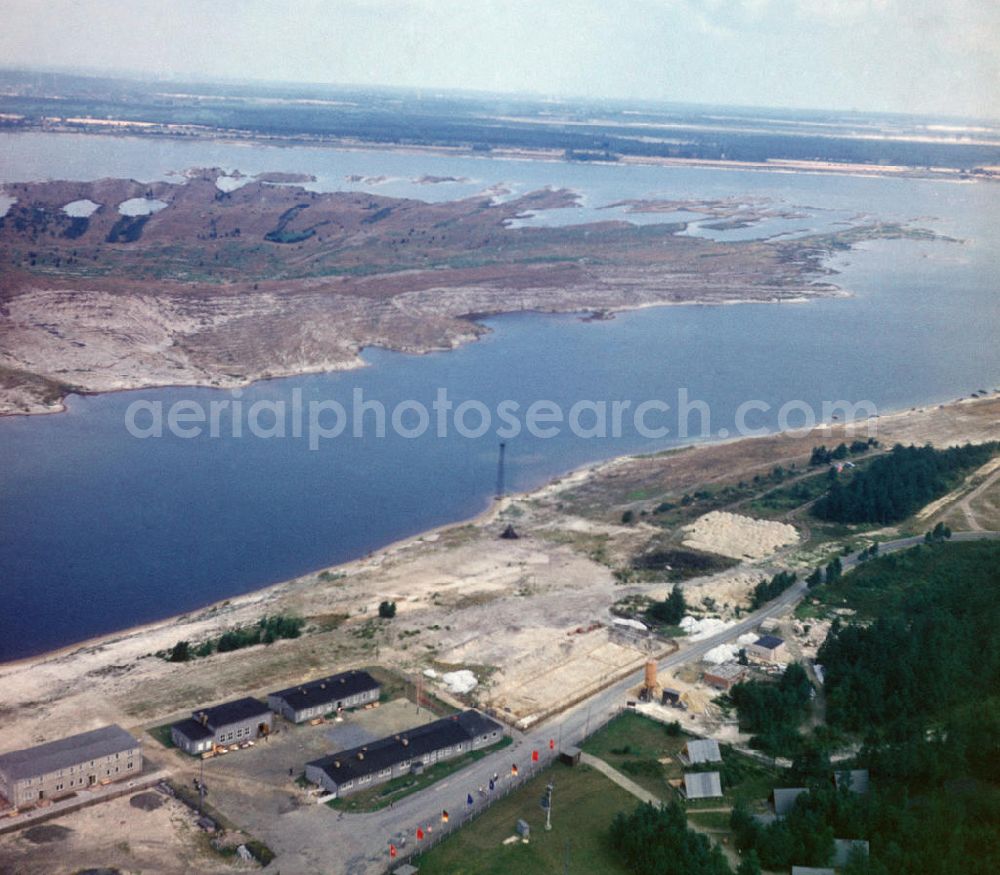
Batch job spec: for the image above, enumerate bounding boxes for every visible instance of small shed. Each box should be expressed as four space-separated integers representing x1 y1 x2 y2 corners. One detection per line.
685 739 722 765
683 771 722 800
773 787 808 817
832 838 870 867
661 688 683 707
834 768 870 794
559 746 581 767
791 868 834 875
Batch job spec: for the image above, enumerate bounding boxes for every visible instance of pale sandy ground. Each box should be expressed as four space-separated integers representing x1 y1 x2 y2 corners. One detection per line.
0 397 995 771
681 511 799 560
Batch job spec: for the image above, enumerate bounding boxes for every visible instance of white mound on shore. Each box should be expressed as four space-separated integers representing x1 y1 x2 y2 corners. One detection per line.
441 669 478 695
682 511 799 560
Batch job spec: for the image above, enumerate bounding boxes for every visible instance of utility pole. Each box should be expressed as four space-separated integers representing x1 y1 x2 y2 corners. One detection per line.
545 782 554 831
495 441 506 501
198 757 206 816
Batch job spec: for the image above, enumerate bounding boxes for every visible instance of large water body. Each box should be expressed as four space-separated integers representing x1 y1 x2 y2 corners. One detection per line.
1 133 998 660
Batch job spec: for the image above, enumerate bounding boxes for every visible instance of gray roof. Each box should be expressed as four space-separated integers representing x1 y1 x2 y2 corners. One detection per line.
791 868 834 875
834 769 870 794
833 838 870 867
686 739 722 764
683 771 722 799
704 663 747 681
0 725 139 782
773 786 808 816
172 718 214 743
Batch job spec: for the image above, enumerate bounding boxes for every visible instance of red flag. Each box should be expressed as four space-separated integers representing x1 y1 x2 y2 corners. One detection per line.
416 828 425 841
441 810 449 823
549 738 555 750
389 844 397 858
532 749 539 762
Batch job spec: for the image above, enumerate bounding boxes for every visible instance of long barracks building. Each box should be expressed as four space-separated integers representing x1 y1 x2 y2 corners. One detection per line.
305 710 503 797
171 697 274 756
267 670 380 724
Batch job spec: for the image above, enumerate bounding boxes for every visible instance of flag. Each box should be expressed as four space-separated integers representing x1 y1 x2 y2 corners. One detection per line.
416 828 424 841
441 809 449 823
467 793 474 806
549 738 555 750
389 844 397 858
531 749 539 762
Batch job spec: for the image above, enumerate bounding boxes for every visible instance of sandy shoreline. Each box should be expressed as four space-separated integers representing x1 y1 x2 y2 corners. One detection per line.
3 391 996 673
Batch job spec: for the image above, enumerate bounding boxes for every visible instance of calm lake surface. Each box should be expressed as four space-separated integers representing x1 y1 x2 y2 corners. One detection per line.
1 132 998 660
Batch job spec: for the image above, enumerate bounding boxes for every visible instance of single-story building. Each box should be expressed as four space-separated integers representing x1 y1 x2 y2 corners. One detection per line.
832 838 870 867
683 771 722 800
790 868 834 875
306 710 503 797
0 724 142 808
773 786 808 817
702 663 748 691
267 670 380 723
684 739 722 765
171 697 273 755
748 635 786 662
834 768 870 794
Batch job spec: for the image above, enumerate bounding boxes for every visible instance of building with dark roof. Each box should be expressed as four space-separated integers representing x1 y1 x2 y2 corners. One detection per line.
749 635 786 662
0 725 141 807
834 768 870 794
171 697 273 755
268 670 380 723
305 710 503 797
773 786 809 816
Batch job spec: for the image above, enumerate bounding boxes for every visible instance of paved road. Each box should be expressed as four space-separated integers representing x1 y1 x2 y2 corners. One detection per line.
266 529 998 874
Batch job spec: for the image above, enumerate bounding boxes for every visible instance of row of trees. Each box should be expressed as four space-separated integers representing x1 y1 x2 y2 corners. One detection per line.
809 439 877 466
749 571 797 608
167 614 304 662
813 442 998 524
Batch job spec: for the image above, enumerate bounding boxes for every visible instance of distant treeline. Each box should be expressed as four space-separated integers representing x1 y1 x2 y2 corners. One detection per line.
813 442 998 524
5 88 1000 169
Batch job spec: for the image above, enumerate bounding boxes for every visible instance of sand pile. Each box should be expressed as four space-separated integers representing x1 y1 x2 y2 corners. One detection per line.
682 511 799 560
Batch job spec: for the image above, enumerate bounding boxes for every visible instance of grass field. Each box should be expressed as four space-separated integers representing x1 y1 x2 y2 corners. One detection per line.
580 712 687 800
413 763 636 875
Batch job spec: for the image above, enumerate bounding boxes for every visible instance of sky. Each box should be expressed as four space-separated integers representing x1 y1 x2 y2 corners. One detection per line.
2 0 998 118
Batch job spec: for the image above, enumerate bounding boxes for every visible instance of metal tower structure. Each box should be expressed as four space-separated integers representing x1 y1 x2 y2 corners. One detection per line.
495 441 507 500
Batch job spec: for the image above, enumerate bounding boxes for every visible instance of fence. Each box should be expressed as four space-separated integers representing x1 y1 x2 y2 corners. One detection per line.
386 706 624 872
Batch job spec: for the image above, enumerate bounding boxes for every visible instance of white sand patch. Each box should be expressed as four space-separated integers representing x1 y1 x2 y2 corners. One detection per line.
703 644 738 664
62 199 101 217
682 511 799 560
118 197 168 216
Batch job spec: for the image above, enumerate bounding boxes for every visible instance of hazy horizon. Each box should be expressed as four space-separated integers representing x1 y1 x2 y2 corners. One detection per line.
1 0 997 120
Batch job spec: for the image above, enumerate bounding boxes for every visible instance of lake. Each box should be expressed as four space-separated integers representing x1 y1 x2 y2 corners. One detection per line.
0 132 998 660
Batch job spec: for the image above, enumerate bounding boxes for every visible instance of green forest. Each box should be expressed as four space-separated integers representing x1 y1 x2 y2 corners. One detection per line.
730 540 1000 874
813 442 998 524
